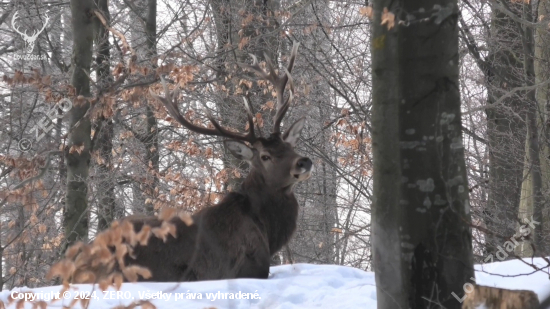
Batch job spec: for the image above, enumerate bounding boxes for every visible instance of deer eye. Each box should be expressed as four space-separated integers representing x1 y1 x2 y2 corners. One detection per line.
261 155 271 161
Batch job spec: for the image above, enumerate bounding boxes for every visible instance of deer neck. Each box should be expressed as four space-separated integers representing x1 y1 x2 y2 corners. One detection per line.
240 171 299 254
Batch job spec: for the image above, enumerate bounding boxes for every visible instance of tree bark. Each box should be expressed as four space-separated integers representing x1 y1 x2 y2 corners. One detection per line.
64 0 94 247
371 1 474 308
143 0 159 215
484 4 526 256
517 1 545 256
534 0 550 253
126 0 159 215
94 0 116 232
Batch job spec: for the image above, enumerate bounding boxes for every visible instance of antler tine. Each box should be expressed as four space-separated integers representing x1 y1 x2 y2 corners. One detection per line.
150 76 256 143
273 66 295 133
263 53 279 81
239 42 300 134
239 54 270 80
242 96 260 138
272 41 299 133
286 41 300 75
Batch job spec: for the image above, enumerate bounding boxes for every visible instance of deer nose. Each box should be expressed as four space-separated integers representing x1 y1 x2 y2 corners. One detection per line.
296 157 312 171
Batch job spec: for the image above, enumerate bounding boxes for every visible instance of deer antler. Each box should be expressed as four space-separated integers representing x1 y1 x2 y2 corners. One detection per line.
240 42 299 134
150 76 257 143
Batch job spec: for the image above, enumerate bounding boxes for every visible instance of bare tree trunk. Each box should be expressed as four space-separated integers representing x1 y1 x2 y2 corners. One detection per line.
94 0 116 231
519 1 545 255
534 0 550 253
63 0 94 248
125 0 159 215
143 0 159 215
371 1 474 308
485 4 526 256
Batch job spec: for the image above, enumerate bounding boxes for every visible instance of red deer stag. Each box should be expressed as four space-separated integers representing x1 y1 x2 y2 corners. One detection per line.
62 42 311 283
130 42 311 281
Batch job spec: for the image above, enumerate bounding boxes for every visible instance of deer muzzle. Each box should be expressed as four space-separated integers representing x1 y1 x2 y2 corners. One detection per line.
292 157 313 181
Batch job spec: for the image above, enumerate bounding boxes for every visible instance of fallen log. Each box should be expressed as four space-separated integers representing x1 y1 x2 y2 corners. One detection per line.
462 285 539 309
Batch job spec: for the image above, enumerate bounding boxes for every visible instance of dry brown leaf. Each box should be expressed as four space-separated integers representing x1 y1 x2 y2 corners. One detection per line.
120 220 135 246
29 214 38 224
122 266 138 282
133 266 152 280
68 144 85 155
99 279 110 291
238 36 250 50
158 207 177 221
137 225 152 246
114 272 124 290
178 213 194 226
162 221 177 238
359 6 373 18
65 241 84 259
47 260 76 280
381 7 395 30
115 243 129 265
38 224 47 233
74 270 96 284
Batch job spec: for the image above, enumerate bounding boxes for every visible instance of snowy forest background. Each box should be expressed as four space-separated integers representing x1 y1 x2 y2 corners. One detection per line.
0 0 548 296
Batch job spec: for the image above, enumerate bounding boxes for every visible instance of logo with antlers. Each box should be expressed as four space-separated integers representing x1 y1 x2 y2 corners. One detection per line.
11 11 49 54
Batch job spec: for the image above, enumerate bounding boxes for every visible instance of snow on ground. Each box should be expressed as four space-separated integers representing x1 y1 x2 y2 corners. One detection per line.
474 257 550 301
1 259 549 308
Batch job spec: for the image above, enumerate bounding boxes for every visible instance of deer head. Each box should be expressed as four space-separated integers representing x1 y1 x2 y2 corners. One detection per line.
150 42 312 191
11 11 50 54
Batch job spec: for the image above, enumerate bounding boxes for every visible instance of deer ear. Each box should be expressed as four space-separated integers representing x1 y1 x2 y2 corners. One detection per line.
283 117 306 147
224 140 254 161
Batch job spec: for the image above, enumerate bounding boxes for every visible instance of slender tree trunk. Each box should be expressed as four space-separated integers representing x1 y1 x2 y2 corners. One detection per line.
518 2 545 255
125 0 158 215
94 0 116 232
371 1 474 308
63 0 94 247
485 4 526 256
143 0 159 215
534 0 550 253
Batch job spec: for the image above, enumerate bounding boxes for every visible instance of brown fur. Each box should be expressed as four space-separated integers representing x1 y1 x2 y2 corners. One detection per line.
462 285 539 309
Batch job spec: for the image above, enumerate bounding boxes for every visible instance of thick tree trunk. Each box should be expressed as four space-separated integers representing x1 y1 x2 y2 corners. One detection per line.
64 0 94 247
371 1 474 308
